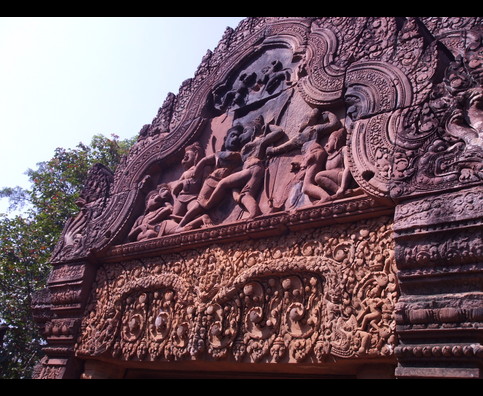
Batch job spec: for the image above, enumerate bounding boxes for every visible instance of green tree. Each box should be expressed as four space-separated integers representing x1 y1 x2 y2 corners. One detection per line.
0 133 135 378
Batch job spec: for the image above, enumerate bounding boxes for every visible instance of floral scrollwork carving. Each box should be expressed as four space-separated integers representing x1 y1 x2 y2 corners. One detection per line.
111 288 195 361
205 274 324 363
76 217 398 365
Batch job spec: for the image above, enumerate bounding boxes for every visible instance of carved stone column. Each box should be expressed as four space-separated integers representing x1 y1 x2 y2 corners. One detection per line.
31 260 96 379
390 19 483 378
393 187 483 378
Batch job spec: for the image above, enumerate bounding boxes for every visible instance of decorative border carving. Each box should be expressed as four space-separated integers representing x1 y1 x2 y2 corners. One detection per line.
104 195 391 261
76 216 398 364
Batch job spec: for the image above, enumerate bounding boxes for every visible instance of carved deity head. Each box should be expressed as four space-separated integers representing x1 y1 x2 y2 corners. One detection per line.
465 28 483 84
182 142 204 169
145 189 163 212
223 124 244 151
238 115 265 145
325 128 347 154
144 184 172 212
157 184 172 203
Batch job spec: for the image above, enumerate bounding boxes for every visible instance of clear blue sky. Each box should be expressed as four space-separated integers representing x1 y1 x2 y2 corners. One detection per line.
0 17 245 213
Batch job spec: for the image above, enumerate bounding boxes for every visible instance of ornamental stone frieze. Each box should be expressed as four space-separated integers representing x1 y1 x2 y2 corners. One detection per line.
76 217 397 364
31 17 482 379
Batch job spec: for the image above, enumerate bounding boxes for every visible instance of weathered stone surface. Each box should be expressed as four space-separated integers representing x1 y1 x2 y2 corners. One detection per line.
32 17 483 379
77 216 397 364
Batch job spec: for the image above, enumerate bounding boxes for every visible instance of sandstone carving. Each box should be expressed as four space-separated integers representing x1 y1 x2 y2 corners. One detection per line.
76 217 397 364
31 17 482 379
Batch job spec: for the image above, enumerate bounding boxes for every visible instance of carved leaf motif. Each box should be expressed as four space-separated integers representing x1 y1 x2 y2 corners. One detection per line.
76 217 398 364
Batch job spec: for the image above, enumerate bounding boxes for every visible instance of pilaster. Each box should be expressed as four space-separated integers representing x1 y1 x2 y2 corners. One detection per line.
31 260 97 379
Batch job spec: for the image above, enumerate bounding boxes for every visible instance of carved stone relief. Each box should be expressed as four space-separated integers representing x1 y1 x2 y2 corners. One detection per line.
390 24 483 198
32 17 483 379
392 184 483 378
42 17 482 260
49 17 425 260
76 217 398 364
50 164 113 262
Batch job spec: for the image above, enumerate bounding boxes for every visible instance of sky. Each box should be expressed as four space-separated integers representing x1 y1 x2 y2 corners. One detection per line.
0 16 245 213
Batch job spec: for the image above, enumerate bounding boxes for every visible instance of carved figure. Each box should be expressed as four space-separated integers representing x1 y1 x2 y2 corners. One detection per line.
445 86 483 148
314 127 353 202
209 121 285 218
256 60 291 95
276 155 311 211
213 58 292 112
128 184 177 242
170 142 205 221
292 125 353 204
178 118 285 228
392 26 483 197
266 109 342 156
213 72 258 111
176 124 245 229
298 140 327 203
50 163 113 261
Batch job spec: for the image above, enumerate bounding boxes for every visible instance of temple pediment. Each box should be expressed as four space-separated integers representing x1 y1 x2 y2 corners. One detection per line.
32 17 483 379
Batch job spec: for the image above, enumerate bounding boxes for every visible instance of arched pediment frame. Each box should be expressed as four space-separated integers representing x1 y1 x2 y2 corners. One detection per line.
52 18 316 262
51 17 448 263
